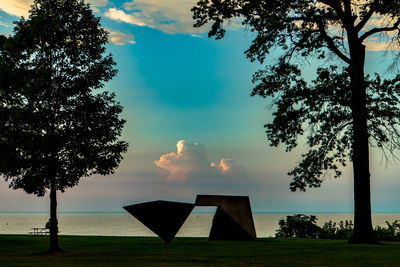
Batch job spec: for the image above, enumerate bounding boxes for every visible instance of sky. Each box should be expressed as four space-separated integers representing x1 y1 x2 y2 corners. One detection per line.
0 0 400 213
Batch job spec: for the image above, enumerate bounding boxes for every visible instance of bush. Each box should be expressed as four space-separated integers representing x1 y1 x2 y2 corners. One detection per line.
320 220 353 239
276 215 400 241
373 220 400 241
275 214 322 238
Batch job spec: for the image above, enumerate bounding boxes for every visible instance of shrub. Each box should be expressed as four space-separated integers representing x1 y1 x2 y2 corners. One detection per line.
373 220 400 241
320 220 353 239
276 215 400 241
275 214 322 238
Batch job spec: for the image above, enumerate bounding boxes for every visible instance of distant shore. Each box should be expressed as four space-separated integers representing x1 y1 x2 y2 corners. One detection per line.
2 212 400 238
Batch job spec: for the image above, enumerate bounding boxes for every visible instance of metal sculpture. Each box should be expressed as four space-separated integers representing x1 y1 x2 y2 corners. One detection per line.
123 200 194 243
195 195 257 240
124 195 257 243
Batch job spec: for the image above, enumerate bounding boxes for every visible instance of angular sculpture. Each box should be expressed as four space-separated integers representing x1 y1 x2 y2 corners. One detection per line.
124 194 257 243
195 195 257 240
123 200 194 243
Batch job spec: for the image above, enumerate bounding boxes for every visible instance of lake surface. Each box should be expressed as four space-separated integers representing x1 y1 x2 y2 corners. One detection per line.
1 212 399 237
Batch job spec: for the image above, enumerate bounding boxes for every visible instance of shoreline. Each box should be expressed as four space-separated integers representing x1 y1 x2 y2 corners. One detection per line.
2 213 400 238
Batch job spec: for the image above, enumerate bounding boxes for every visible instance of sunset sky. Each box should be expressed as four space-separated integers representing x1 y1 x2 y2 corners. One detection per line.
1 0 400 213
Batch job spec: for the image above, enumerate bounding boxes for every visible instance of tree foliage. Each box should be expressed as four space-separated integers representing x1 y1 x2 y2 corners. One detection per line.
276 214 322 238
193 0 400 243
193 0 400 191
1 0 128 195
0 0 128 251
252 64 400 191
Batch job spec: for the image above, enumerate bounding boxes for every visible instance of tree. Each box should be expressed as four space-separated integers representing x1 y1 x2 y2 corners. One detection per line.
192 0 400 243
0 0 128 252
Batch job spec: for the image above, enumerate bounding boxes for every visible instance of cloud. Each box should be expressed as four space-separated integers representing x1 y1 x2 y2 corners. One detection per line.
104 7 146 26
364 35 400 52
86 0 109 12
107 28 135 45
89 0 109 6
365 41 398 51
104 0 210 34
0 0 109 17
0 21 10 27
123 0 198 34
154 140 257 196
210 158 247 177
154 140 249 183
154 140 211 182
0 0 31 17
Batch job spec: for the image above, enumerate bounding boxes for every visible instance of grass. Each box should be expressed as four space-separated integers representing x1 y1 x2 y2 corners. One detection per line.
1 235 400 266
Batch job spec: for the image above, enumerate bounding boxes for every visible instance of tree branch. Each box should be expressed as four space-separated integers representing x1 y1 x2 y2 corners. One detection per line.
354 0 378 32
317 22 351 64
319 0 345 18
321 121 352 156
343 0 352 17
360 18 400 41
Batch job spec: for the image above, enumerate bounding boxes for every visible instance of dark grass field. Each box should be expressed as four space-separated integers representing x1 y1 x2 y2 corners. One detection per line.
1 235 400 266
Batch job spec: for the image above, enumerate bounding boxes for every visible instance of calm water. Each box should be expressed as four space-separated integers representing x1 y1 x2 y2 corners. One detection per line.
1 212 399 238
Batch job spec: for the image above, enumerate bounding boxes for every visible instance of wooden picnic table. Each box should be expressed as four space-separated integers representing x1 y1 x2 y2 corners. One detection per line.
29 227 49 236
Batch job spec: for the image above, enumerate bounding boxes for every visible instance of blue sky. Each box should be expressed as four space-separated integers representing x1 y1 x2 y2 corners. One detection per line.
1 0 400 213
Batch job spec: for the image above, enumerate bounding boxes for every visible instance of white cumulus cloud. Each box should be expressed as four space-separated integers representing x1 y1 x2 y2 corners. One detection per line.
154 140 248 183
154 140 210 182
104 7 146 26
210 158 247 176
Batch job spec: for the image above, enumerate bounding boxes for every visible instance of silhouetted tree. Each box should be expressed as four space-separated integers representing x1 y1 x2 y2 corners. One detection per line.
193 0 400 243
0 0 128 252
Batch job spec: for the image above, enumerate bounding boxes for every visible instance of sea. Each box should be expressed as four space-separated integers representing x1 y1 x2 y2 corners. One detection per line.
1 212 400 238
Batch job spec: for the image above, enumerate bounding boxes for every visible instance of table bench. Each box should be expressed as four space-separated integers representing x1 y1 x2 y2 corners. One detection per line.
29 228 49 236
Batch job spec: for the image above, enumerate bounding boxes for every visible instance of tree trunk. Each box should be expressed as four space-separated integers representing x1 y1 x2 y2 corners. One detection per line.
348 43 375 243
48 177 61 252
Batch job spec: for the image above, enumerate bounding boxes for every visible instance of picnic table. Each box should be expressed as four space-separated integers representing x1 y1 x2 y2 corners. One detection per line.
29 227 49 236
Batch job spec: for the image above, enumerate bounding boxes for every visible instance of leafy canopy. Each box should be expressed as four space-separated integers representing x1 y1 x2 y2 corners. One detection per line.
193 0 400 191
0 0 128 196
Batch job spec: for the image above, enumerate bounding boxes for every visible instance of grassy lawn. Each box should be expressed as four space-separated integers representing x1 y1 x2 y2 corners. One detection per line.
1 235 400 266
